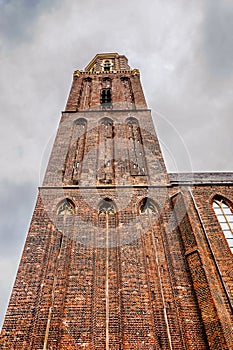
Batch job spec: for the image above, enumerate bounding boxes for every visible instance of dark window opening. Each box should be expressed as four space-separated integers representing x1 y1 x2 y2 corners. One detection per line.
101 88 112 106
103 60 111 71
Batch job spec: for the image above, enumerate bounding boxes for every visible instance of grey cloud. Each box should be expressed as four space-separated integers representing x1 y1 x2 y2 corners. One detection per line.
203 0 233 77
0 0 61 45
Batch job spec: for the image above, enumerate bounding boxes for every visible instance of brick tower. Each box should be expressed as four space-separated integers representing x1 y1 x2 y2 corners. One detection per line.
1 53 233 349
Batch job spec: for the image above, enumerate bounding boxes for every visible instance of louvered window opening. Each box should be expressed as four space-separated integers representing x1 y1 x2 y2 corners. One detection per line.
101 88 111 106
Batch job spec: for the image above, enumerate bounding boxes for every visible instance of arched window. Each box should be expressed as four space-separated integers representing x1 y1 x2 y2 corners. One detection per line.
213 198 233 253
57 199 75 215
98 198 117 228
101 76 112 109
103 60 111 71
99 198 116 215
101 88 111 106
139 198 157 215
75 117 87 127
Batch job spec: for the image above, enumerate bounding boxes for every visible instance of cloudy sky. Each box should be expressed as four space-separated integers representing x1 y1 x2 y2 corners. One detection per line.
0 0 233 328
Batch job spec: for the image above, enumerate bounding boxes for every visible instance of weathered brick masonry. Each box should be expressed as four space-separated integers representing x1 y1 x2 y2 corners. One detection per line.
1 53 233 349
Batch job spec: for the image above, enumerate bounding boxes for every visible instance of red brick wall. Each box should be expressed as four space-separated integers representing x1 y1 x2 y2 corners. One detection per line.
65 72 147 111
1 54 233 349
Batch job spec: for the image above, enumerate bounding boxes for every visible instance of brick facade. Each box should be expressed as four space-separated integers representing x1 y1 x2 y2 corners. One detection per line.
1 53 233 349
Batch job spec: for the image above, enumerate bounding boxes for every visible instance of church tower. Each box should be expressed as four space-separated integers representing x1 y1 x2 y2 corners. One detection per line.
1 53 233 350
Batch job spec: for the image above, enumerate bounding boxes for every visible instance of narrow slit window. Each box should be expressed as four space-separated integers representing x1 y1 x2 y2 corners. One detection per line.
213 198 233 253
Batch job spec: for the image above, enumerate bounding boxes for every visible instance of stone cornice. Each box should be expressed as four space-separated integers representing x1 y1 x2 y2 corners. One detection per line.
73 69 140 77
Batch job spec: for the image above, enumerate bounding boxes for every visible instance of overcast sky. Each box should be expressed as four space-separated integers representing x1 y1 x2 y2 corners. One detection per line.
1 0 233 328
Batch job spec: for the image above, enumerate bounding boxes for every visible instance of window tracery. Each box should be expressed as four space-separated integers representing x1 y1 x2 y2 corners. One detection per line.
99 199 116 216
139 198 157 215
213 197 233 253
98 198 117 228
57 199 75 215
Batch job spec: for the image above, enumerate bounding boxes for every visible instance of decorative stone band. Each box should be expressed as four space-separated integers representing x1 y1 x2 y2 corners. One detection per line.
73 69 140 77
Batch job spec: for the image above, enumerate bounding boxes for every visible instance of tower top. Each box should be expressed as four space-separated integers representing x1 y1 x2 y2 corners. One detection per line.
69 52 144 111
84 52 132 73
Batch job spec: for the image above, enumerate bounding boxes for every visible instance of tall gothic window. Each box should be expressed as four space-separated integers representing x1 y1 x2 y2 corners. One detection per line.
101 88 111 107
101 77 112 109
213 198 233 253
98 198 117 228
56 199 75 236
